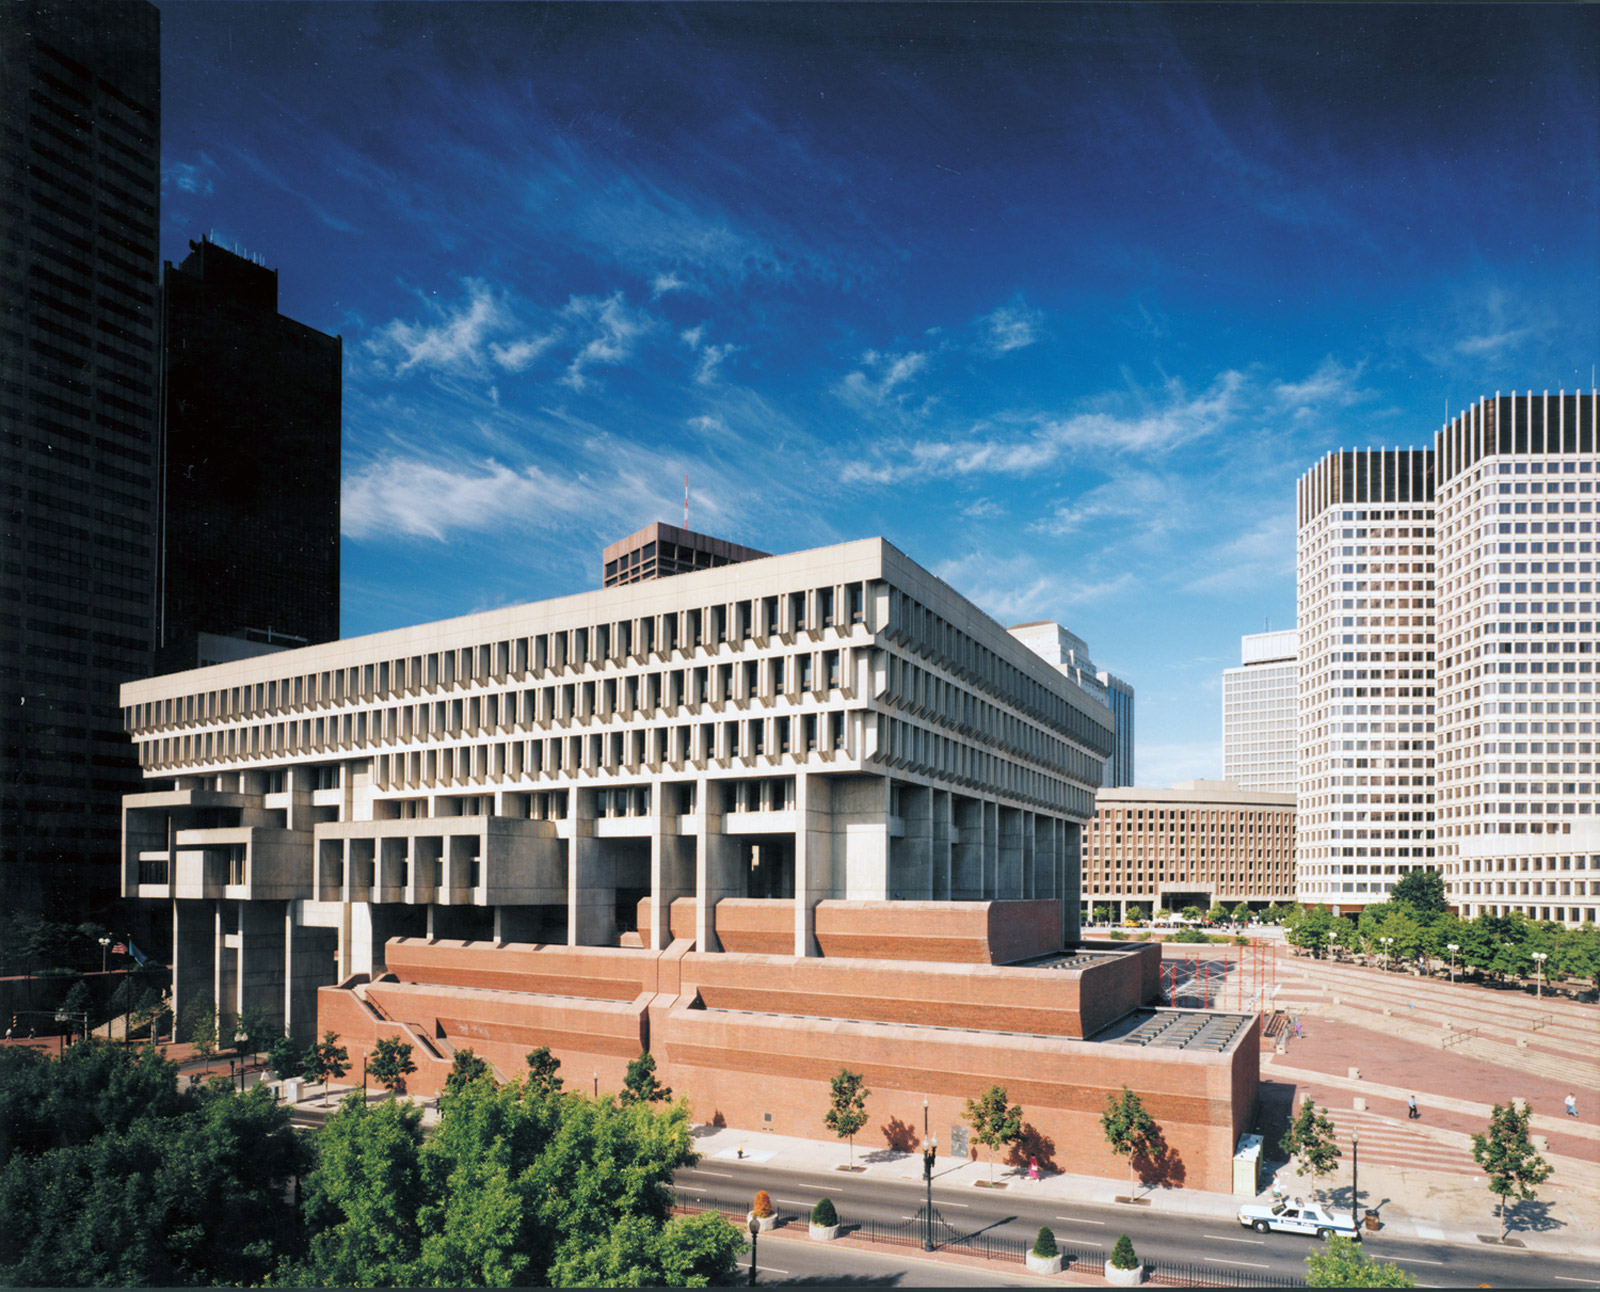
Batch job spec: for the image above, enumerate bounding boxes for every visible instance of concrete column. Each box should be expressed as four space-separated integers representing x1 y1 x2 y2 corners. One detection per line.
1021 810 1037 898
237 899 286 1038
997 806 1023 899
952 795 983 900
650 785 696 950
931 789 953 900
983 800 999 898
285 905 337 1042
831 775 890 899
285 765 316 832
793 770 833 957
1063 821 1083 945
568 787 615 946
894 784 933 898
171 899 214 1041
696 777 741 953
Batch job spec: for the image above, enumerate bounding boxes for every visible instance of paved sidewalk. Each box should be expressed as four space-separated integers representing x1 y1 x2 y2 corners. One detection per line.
680 1121 1600 1263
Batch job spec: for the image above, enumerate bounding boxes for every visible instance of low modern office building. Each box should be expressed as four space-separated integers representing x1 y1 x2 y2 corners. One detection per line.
119 536 1260 1189
1223 630 1298 794
1082 780 1296 923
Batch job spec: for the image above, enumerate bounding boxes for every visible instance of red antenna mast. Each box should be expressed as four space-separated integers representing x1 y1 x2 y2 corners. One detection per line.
683 473 689 528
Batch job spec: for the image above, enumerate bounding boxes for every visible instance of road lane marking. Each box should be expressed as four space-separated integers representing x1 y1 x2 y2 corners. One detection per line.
1553 1278 1595 1283
1056 1216 1105 1224
1204 1257 1271 1268
1396 1258 1445 1266
692 1170 736 1179
756 1265 789 1276
935 1201 971 1207
1203 1234 1265 1244
775 1199 810 1206
1070 1240 1104 1247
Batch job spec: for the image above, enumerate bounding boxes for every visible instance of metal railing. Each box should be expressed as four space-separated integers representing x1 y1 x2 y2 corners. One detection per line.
1440 1026 1479 1049
1148 1257 1307 1287
1531 1013 1553 1032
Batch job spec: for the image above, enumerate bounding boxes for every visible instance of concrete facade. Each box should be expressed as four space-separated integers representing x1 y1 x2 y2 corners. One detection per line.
1007 621 1135 787
1082 781 1296 922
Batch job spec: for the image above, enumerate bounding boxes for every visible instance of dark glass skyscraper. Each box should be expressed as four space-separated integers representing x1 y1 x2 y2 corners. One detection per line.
1 1 161 919
158 238 341 671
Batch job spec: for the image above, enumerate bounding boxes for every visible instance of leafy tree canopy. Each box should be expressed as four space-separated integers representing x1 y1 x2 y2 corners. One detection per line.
1306 1235 1416 1287
443 1046 495 1099
1280 1098 1342 1179
1389 869 1446 918
525 1045 564 1096
823 1068 870 1167
964 1084 1023 1184
620 1051 672 1105
369 1036 418 1094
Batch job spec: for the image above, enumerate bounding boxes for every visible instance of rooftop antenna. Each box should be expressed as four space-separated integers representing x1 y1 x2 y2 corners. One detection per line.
683 473 689 529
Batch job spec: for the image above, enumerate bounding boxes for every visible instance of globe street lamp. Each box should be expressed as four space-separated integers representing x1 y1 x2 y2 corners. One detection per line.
593 1069 599 1099
1531 951 1547 998
747 1215 759 1286
1447 942 1459 984
922 1135 938 1251
1379 936 1394 972
923 1095 929 1139
98 936 111 974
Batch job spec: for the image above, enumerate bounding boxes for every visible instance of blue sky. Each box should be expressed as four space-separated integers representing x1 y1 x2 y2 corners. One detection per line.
157 2 1600 785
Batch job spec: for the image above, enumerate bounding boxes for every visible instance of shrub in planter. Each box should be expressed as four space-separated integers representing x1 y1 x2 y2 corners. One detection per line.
810 1198 837 1227
1026 1225 1063 1276
752 1190 775 1219
1111 1234 1138 1269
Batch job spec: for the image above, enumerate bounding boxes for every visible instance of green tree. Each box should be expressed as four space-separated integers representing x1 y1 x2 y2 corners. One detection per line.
236 1004 274 1067
0 1062 306 1286
1206 903 1229 925
1127 904 1147 923
1092 904 1111 924
547 1210 743 1287
620 1051 672 1105
525 1045 564 1096
311 1029 350 1106
1032 1225 1057 1258
369 1036 418 1095
1389 869 1446 919
1306 1235 1416 1287
443 1047 494 1099
297 1093 428 1285
180 988 219 1071
1471 1101 1553 1240
269 1034 310 1081
823 1068 870 1168
1279 1098 1342 1180
1231 901 1252 924
59 979 92 1037
964 1084 1023 1185
1286 905 1334 957
1101 1084 1166 1196
1110 1234 1138 1270
1180 904 1204 924
1329 916 1357 956
107 975 140 1041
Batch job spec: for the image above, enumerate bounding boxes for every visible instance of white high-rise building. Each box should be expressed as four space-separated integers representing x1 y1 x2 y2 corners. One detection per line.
1294 391 1600 927
1295 448 1438 913
1008 622 1135 786
1223 630 1298 793
1434 392 1599 925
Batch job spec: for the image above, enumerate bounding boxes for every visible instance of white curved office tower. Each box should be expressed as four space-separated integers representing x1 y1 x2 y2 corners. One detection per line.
1434 392 1599 925
1295 450 1437 912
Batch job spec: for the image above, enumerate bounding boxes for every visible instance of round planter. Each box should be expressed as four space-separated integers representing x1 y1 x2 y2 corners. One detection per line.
1025 1251 1062 1275
746 1212 776 1233
1106 1261 1146 1287
809 1223 840 1242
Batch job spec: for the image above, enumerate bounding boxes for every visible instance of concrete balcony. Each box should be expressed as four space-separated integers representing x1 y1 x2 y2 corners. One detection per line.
312 815 565 907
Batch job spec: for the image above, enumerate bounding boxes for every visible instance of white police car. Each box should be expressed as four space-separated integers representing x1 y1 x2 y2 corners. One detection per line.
1237 1200 1360 1240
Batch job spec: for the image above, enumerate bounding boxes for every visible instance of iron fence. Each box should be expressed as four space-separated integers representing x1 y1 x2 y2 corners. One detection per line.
1148 1257 1307 1287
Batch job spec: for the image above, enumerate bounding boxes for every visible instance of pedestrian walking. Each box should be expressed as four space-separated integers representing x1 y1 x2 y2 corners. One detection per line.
1407 1094 1419 1120
1294 1017 1302 1039
1566 1093 1578 1118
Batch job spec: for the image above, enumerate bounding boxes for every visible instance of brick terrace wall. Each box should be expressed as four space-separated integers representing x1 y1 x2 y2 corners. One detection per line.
384 938 648 1000
814 900 1061 964
653 1005 1246 1192
679 951 1138 1038
712 899 793 955
635 898 699 942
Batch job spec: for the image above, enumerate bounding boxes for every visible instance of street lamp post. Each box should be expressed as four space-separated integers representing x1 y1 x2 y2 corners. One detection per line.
747 1215 759 1286
923 1095 929 1140
98 936 110 974
922 1135 938 1251
593 1070 599 1099
1379 936 1394 972
1531 951 1547 998
1351 1130 1360 1233
1447 942 1459 984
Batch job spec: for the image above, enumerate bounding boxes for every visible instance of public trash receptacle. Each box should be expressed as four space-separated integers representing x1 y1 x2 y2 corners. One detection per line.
1364 1211 1381 1231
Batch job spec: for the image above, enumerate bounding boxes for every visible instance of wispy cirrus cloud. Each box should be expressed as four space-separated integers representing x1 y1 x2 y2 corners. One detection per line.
836 349 933 413
680 325 742 385
371 280 514 375
977 294 1045 354
930 549 1139 625
163 153 220 196
562 291 656 391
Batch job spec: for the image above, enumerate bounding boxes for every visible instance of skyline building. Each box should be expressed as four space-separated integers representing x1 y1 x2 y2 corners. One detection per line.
1082 780 1296 923
158 238 342 672
1008 620 1135 786
1295 448 1437 913
1223 629 1299 794
1295 391 1598 926
1 0 162 919
1433 392 1598 927
602 521 768 589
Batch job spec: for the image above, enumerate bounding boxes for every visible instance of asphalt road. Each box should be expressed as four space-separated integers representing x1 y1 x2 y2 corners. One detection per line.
678 1159 1600 1288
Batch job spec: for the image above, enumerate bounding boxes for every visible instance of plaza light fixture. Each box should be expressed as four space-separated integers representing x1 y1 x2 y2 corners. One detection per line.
1531 951 1548 998
1446 942 1459 983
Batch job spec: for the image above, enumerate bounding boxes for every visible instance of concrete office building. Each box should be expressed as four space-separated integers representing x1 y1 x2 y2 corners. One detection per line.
1433 392 1599 926
1296 391 1599 927
602 521 768 589
120 538 1262 1190
1223 630 1299 794
1295 448 1437 913
1008 621 1135 786
158 238 341 671
0 0 161 918
1082 780 1296 923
